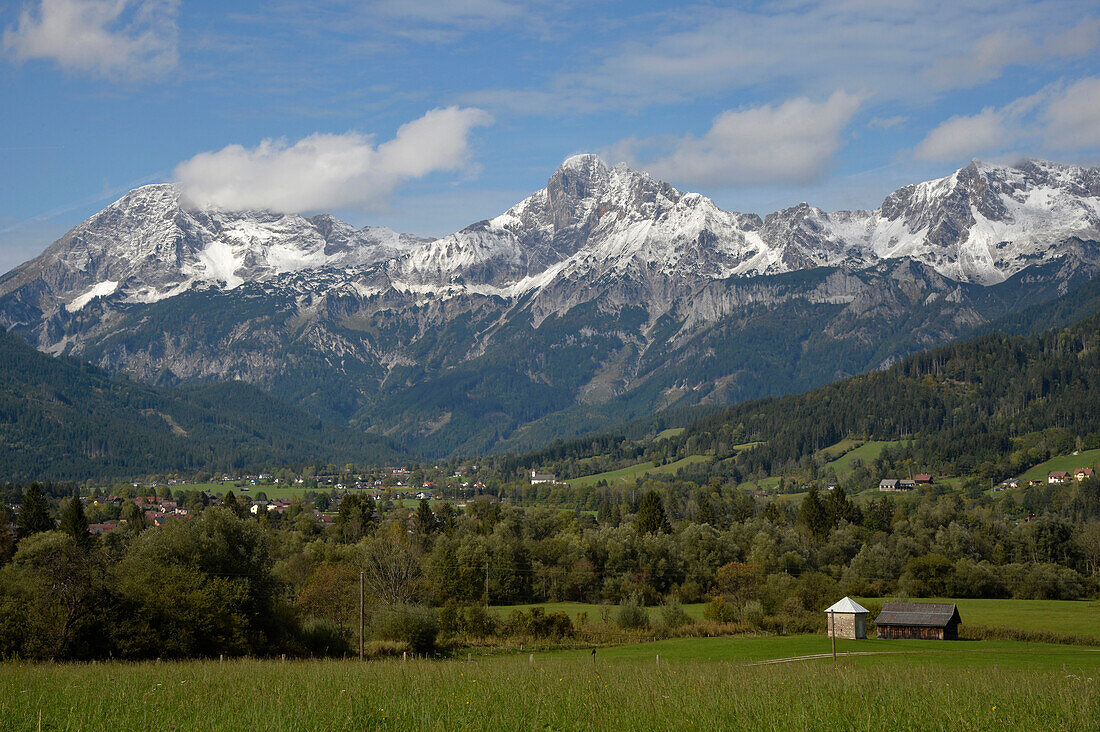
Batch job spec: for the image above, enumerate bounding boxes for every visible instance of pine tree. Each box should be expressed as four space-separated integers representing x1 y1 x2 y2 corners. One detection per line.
121 501 147 532
58 495 91 549
0 506 14 564
222 491 245 519
798 486 830 541
596 498 612 525
16 483 53 538
696 491 715 525
417 499 435 537
634 491 671 535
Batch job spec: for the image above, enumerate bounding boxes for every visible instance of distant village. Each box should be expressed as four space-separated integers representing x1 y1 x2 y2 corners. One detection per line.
66 465 495 536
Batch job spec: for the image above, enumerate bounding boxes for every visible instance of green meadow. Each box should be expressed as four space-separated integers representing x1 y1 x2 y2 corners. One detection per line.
566 455 709 487
858 597 1100 640
1016 447 1100 483
2 637 1096 731
491 597 1100 640
824 440 904 479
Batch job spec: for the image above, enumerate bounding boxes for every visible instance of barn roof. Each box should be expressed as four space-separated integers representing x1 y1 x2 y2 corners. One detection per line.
823 596 869 614
875 602 960 628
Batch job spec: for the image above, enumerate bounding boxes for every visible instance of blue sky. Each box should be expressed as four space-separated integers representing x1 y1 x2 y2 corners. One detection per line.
1 0 1099 272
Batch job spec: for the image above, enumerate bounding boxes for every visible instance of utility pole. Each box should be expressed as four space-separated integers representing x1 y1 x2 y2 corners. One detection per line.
829 610 836 665
359 571 364 662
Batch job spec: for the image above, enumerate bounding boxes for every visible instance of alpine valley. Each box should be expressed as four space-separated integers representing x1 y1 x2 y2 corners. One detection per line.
2 155 1100 456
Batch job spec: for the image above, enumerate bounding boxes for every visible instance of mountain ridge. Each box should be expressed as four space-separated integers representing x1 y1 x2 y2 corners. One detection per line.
2 156 1100 456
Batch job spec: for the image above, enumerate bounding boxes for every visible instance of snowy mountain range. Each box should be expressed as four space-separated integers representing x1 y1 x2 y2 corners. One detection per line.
2 156 1099 454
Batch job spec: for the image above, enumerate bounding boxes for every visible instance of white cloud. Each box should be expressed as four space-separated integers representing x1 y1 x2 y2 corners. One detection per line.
620 92 863 187
1044 77 1100 150
868 115 908 130
370 0 522 26
914 108 1012 161
914 77 1100 161
463 2 1099 113
174 107 493 213
2 0 178 80
923 30 1038 90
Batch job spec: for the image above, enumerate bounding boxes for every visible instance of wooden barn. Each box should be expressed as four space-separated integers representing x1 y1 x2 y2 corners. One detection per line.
874 601 961 640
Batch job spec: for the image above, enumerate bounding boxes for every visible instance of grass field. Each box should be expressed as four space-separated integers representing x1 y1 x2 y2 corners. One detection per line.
146 482 316 500
860 597 1100 639
494 597 1100 639
654 427 685 440
492 601 708 622
815 437 863 462
554 634 1100 671
2 637 1096 730
825 440 903 479
566 455 709 487
1016 447 1100 483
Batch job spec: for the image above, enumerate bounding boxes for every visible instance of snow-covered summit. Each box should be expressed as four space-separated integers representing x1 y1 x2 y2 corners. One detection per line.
3 157 1100 318
0 184 429 313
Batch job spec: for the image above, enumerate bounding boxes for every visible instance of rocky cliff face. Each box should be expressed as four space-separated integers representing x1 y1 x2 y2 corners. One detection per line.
2 157 1099 454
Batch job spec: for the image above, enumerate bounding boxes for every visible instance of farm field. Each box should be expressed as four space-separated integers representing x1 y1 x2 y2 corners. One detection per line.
815 437 863 462
2 638 1096 731
492 601 708 622
142 482 316 500
493 597 1100 638
554 634 1100 671
566 455 709 487
824 440 904 479
859 597 1100 639
1016 447 1100 483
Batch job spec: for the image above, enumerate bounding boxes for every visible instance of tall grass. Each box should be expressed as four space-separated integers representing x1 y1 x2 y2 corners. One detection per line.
1 652 1095 730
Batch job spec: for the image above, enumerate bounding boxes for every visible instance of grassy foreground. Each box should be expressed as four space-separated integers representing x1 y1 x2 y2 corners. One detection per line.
2 638 1097 731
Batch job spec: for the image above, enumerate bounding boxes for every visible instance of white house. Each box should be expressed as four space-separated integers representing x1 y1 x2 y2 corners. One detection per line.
823 596 870 639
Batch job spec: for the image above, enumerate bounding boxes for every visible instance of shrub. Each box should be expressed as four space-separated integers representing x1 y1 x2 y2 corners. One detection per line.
461 604 498 638
373 605 439 654
741 600 765 628
616 592 650 629
438 602 498 638
658 597 692 629
703 596 738 623
296 617 352 658
501 607 573 639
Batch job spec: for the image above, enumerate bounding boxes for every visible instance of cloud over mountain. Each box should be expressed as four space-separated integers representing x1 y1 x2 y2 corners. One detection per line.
173 107 493 213
619 92 863 187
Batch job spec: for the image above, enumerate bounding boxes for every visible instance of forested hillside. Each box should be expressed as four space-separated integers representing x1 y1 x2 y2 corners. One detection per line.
504 305 1100 488
0 329 399 479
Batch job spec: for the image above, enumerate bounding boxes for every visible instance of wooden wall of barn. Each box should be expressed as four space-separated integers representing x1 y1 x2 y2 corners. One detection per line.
876 624 958 640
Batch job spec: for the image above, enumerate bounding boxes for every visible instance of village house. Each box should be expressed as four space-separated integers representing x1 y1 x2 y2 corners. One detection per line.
874 601 961 640
1074 468 1094 481
530 470 558 485
1049 471 1070 484
914 474 933 485
878 479 915 492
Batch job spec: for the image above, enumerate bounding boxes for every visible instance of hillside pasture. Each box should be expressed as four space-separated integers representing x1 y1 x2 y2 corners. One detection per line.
565 455 709 487
825 440 904 479
1016 447 1100 484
